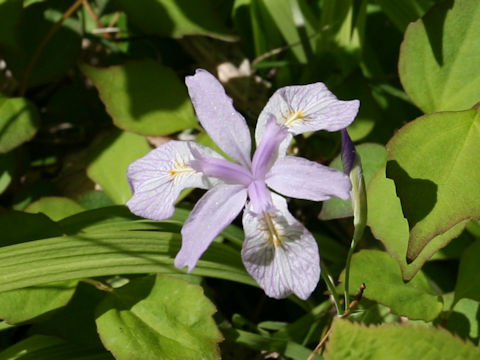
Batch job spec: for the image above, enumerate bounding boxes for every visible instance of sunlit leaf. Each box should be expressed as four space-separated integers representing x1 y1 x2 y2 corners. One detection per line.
81 61 197 136
455 240 480 303
87 130 151 204
339 250 443 321
386 109 480 262
96 275 222 360
0 96 40 153
399 0 480 113
326 319 480 359
25 197 85 221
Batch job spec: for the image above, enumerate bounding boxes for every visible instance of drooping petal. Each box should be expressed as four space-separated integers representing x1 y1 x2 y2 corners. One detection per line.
266 156 351 201
255 83 359 142
185 69 252 166
241 194 320 300
175 184 248 272
251 114 288 179
127 141 221 221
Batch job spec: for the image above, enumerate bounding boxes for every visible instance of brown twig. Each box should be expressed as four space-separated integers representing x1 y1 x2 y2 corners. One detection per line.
306 283 366 360
82 0 110 38
18 0 84 96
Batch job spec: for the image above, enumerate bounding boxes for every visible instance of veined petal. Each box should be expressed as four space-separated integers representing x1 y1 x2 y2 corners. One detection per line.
185 69 252 166
241 194 320 300
127 141 221 221
251 115 288 179
175 184 248 272
266 156 351 201
255 83 359 142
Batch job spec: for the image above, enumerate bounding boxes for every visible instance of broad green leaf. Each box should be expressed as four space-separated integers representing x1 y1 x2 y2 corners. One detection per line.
0 211 61 247
0 230 255 293
25 197 85 221
0 0 22 50
0 97 40 153
443 293 480 340
399 0 480 113
386 109 480 261
76 191 115 210
325 319 480 360
115 0 234 40
81 61 197 136
0 151 15 194
0 335 112 360
455 240 480 303
320 143 387 220
375 0 438 32
339 250 443 321
367 165 466 280
96 275 222 360
0 280 77 324
87 130 151 204
3 1 81 88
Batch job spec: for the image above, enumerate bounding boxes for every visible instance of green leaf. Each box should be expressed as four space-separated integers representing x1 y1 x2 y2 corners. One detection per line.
81 61 197 136
376 0 438 32
0 211 62 247
0 0 22 50
399 0 480 113
0 151 16 194
0 280 77 324
25 197 85 221
443 293 480 340
367 165 466 280
320 143 387 220
87 130 151 204
115 0 235 40
455 240 480 303
386 109 480 262
340 250 443 321
0 229 255 293
3 1 81 88
0 97 40 153
96 274 222 360
326 319 480 360
0 335 113 360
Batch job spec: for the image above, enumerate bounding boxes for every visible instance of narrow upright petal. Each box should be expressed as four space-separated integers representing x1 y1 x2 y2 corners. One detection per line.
251 115 288 179
341 128 355 174
186 69 252 166
255 83 359 143
126 141 220 221
266 156 351 201
175 184 248 272
241 194 320 300
190 156 252 186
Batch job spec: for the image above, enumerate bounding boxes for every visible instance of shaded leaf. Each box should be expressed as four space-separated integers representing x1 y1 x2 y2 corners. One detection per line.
399 0 480 113
0 151 16 195
0 0 22 50
96 274 222 360
455 240 480 303
87 130 151 204
0 97 40 153
325 319 480 360
339 250 443 321
376 0 438 32
81 61 197 136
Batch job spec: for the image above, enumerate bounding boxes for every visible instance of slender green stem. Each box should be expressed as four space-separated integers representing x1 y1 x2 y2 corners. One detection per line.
321 262 342 316
344 225 364 311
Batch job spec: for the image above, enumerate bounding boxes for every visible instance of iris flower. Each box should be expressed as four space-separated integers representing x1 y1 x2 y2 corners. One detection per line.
127 69 359 299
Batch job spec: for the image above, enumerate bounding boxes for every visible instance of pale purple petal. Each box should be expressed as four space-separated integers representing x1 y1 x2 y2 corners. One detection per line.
185 69 252 166
241 194 320 300
251 114 288 179
247 180 273 214
126 141 221 221
174 184 248 272
255 83 359 142
341 129 355 174
190 156 252 186
266 156 351 201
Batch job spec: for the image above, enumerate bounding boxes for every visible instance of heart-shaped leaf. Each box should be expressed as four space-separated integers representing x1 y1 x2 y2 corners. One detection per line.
95 274 222 360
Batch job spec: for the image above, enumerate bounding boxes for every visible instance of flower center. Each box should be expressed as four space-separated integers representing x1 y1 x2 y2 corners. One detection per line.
169 160 196 178
283 110 305 127
260 212 284 247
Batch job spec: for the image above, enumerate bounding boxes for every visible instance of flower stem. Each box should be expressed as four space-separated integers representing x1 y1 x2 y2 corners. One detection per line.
320 262 342 316
344 223 364 311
